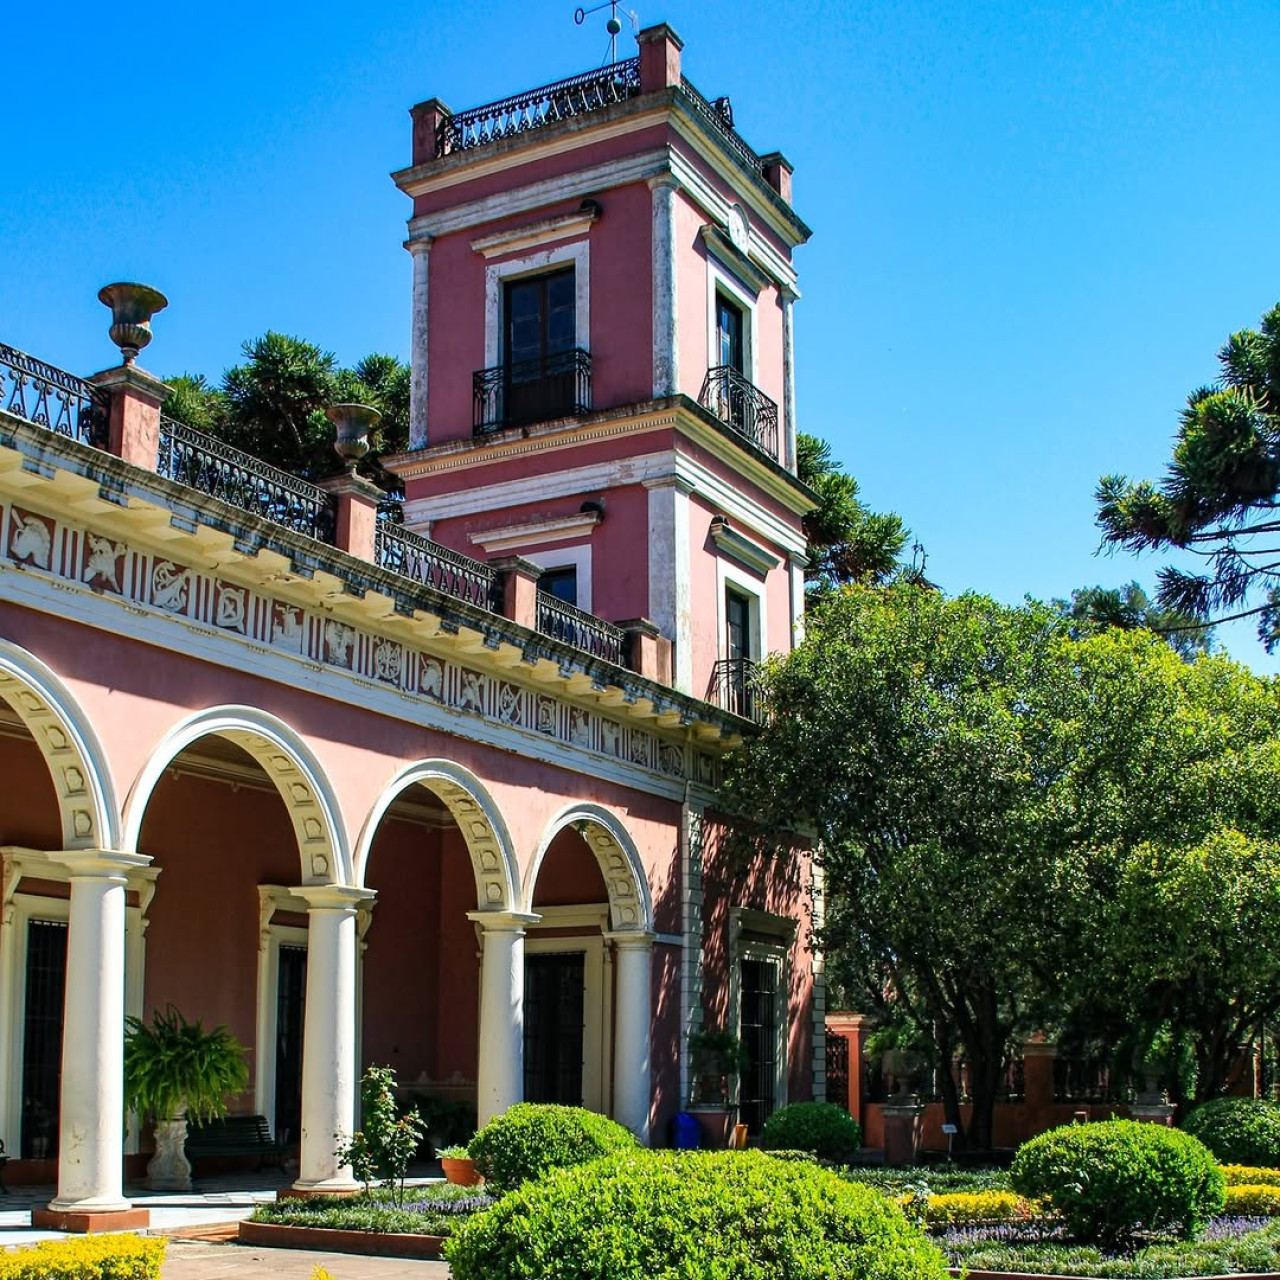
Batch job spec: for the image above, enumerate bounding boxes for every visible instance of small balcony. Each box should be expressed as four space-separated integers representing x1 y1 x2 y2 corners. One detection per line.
473 348 592 436
698 366 780 461
710 657 762 722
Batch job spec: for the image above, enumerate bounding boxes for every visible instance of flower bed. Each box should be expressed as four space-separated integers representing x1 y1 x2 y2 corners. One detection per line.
249 1183 495 1236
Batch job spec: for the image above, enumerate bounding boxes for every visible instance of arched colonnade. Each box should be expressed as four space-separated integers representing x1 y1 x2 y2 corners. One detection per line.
0 639 656 1217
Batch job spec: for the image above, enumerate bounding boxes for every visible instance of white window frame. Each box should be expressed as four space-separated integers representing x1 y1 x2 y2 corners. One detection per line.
523 544 593 613
524 905 611 1114
717 557 766 664
255 888 309 1141
484 241 591 370
705 256 759 386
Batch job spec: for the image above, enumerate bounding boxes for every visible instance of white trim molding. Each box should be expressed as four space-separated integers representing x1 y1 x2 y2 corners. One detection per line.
470 207 599 259
709 516 780 576
467 510 601 554
484 240 590 372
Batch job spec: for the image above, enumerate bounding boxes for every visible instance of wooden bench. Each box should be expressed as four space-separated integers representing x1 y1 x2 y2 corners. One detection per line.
185 1115 285 1171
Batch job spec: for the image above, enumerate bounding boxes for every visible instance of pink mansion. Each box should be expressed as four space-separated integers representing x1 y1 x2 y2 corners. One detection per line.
0 24 820 1230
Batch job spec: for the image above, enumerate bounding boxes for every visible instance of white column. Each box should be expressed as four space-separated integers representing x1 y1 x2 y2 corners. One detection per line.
788 550 809 650
407 236 433 450
644 476 694 693
469 911 537 1127
294 884 375 1192
780 285 799 472
609 932 654 1144
649 175 680 399
47 849 151 1213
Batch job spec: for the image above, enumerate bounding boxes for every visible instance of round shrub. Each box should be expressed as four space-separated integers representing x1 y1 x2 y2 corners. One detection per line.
1011 1119 1225 1245
761 1101 863 1161
446 1149 951 1280
467 1102 636 1188
1183 1097 1280 1166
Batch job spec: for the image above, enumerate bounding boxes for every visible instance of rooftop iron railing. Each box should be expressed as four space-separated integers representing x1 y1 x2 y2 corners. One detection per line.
0 345 109 448
537 591 625 664
156 416 336 543
437 59 641 156
698 366 780 461
375 520 499 613
677 78 764 176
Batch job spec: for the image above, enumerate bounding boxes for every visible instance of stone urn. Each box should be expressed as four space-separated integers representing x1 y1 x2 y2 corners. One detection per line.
98 282 168 364
326 403 381 471
148 1113 193 1191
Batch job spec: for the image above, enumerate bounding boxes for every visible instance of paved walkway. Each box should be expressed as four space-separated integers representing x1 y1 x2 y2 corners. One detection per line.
162 1239 450 1277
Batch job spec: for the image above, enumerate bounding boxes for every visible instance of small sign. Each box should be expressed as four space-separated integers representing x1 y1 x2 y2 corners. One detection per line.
941 1123 959 1135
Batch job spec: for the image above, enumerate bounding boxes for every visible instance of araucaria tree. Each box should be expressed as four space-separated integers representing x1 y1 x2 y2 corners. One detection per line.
721 584 1280 1148
1096 303 1280 647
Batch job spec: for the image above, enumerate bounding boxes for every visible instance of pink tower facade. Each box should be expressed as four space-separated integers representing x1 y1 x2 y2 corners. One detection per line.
0 23 822 1231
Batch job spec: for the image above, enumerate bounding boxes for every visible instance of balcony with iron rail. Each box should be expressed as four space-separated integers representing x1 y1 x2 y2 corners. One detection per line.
473 348 592 436
710 657 763 722
698 366 780 462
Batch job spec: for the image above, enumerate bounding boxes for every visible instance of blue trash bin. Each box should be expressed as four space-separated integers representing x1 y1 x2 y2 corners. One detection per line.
671 1110 701 1149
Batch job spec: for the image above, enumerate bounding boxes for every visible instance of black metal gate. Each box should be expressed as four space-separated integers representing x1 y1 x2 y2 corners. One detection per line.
739 958 779 1134
524 953 585 1105
21 919 67 1159
826 1031 850 1112
275 945 308 1147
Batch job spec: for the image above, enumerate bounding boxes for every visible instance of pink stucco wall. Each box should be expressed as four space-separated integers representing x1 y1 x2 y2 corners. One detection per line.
0 732 61 849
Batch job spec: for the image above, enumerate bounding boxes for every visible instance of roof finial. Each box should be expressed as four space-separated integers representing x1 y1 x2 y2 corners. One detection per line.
574 1 638 65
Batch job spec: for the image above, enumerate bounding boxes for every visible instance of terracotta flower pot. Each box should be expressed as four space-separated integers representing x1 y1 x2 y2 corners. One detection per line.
441 1156 483 1187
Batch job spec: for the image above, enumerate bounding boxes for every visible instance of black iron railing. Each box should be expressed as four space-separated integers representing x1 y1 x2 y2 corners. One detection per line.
156 416 336 542
438 59 641 156
375 521 499 613
0 345 108 448
678 78 764 176
537 591 624 664
699 366 780 460
711 656 761 721
826 1032 850 1112
474 348 592 435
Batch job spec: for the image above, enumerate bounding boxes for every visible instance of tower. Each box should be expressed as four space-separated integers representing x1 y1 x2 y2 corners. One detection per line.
388 23 813 711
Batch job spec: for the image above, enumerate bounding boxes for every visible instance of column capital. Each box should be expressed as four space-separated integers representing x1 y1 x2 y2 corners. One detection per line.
295 884 377 912
46 849 152 880
779 283 800 304
468 909 540 932
647 172 681 194
404 233 435 257
606 929 656 949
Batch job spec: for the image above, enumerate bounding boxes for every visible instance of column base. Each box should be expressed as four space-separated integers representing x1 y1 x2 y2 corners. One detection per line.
289 1178 362 1197
33 1206 151 1233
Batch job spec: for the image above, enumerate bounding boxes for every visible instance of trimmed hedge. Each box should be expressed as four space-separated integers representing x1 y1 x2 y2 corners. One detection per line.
447 1149 951 1280
1223 1162 1280 1186
1225 1183 1280 1215
1011 1119 1225 1245
760 1101 862 1161
0 1235 164 1279
1183 1097 1280 1167
918 1190 1035 1225
467 1102 636 1189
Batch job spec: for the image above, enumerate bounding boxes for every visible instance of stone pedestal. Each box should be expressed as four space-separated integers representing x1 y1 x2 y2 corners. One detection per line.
146 1117 192 1190
882 1101 925 1166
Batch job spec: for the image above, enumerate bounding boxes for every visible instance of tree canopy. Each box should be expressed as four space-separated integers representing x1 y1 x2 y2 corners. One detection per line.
796 432 910 595
1054 581 1214 659
162 332 410 488
1096 303 1280 647
720 584 1280 1146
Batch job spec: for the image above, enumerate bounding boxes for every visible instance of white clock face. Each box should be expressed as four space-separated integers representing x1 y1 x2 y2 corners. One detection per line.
727 204 749 253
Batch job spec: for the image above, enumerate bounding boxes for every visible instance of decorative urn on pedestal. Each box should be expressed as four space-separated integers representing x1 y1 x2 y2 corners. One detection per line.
326 403 381 472
97 283 168 365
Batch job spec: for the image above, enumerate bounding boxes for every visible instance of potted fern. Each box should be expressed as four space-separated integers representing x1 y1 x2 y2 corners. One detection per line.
124 1005 249 1190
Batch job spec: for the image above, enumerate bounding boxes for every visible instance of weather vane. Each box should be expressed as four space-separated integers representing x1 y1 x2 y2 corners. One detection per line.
574 1 639 64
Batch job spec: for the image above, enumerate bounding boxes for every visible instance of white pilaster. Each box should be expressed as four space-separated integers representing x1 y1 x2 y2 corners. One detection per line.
609 932 654 1144
780 285 799 472
649 175 680 398
407 236 433 450
47 849 151 1213
679 803 705 1106
294 883 375 1193
469 911 538 1126
644 476 694 693
788 550 809 650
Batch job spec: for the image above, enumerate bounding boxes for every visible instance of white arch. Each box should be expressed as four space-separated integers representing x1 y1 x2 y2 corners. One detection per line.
524 802 653 932
0 639 121 850
121 706 350 885
353 759 518 911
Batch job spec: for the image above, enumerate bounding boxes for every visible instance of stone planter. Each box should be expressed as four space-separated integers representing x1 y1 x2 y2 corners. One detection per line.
147 1115 192 1191
240 1220 445 1259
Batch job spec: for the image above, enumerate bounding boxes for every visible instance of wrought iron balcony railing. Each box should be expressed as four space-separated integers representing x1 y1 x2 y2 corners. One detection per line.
436 59 641 156
473 348 592 435
0 345 109 449
375 521 499 613
537 591 625 665
698 366 780 461
711 656 762 722
156 416 336 543
678 78 765 177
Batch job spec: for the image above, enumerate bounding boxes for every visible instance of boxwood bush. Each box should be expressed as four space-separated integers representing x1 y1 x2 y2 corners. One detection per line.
447 1149 951 1279
0 1235 165 1279
467 1102 636 1188
1183 1097 1280 1166
761 1101 862 1161
1011 1119 1225 1245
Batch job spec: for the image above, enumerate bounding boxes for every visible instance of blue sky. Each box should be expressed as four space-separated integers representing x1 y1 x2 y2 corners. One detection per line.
5 1 1280 665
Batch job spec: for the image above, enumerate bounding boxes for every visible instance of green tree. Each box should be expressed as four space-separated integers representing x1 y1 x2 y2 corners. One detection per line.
1054 581 1213 659
1096 303 1280 647
796 433 910 595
